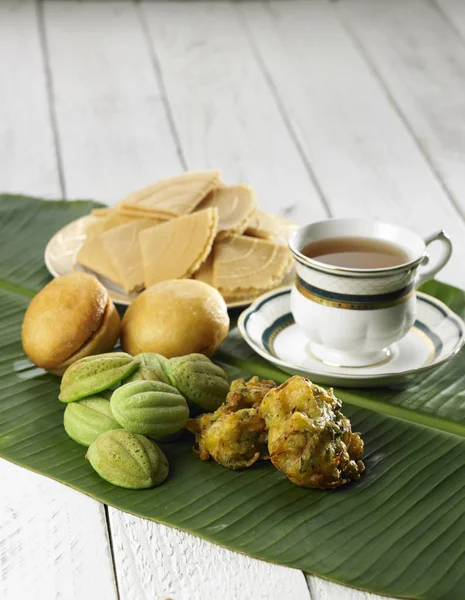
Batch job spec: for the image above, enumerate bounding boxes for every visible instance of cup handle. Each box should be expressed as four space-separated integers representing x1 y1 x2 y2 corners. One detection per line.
415 230 452 288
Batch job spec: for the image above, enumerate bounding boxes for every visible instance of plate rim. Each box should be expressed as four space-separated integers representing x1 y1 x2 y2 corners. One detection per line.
238 286 465 383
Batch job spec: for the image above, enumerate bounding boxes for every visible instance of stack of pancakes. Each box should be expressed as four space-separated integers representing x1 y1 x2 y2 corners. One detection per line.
77 171 295 303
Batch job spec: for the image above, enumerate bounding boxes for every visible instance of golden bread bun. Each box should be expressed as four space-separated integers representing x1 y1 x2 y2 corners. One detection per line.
121 279 229 358
22 273 120 372
47 298 121 376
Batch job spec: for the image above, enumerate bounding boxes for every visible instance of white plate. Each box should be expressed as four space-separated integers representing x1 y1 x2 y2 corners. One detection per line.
44 215 294 308
238 287 465 387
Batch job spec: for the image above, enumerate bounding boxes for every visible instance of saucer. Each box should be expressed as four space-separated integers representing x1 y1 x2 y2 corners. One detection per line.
44 215 294 309
238 287 465 388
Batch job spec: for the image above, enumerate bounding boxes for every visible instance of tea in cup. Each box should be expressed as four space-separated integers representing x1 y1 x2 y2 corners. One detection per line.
288 218 452 368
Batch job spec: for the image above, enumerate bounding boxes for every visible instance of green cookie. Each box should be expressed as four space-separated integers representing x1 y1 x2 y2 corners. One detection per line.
86 429 169 489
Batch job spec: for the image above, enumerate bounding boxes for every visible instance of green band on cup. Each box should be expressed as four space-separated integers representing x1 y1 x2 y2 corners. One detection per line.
296 277 415 311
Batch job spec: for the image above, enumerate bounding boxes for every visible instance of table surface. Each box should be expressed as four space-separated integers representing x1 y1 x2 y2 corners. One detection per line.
1 1 464 599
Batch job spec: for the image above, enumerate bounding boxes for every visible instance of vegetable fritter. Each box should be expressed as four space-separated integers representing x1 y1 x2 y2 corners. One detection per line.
221 376 277 412
259 376 365 489
188 408 266 469
187 376 276 470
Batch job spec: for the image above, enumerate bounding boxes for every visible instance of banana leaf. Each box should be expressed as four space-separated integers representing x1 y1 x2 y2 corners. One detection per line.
0 195 463 600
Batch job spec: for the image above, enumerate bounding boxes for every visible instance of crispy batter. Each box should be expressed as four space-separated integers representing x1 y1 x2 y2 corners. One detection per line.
188 408 267 470
259 376 365 489
221 376 277 412
187 376 276 470
188 375 365 488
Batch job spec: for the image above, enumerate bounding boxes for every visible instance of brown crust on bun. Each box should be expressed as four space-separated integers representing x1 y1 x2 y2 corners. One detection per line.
121 279 229 358
48 298 121 375
21 273 112 370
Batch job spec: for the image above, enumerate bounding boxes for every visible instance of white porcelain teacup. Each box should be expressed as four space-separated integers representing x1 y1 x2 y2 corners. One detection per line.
288 218 453 368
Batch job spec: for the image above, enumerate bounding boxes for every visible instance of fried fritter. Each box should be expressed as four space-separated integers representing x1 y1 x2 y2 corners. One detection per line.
188 408 267 469
259 376 365 489
221 376 277 412
187 376 276 470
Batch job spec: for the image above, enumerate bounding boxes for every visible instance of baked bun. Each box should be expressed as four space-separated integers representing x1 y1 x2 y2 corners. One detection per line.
121 279 229 358
22 273 120 375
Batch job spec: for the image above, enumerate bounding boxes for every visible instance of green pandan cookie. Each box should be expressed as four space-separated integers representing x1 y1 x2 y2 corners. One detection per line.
86 430 169 489
63 395 122 447
111 380 189 439
123 353 171 385
59 353 138 403
164 354 229 412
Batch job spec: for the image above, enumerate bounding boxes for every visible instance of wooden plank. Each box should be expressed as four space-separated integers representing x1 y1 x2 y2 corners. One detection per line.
339 0 465 217
240 0 465 288
43 0 181 205
110 512 311 600
0 460 117 600
140 0 327 224
0 1 60 198
43 1 314 597
307 577 387 600
436 0 465 40
0 4 121 599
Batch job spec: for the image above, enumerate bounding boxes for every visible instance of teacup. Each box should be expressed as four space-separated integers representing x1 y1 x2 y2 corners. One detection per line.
288 218 452 368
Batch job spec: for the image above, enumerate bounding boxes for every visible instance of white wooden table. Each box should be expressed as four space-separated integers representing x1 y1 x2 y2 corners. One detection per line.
1 1 464 598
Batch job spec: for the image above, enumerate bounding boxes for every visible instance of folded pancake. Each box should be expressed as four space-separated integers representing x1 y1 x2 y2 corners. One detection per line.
86 213 136 237
91 207 113 218
115 207 169 222
213 234 293 295
221 291 272 305
192 252 214 285
119 171 220 218
274 213 298 240
245 210 297 242
77 219 155 292
76 235 122 285
100 220 155 294
220 290 258 304
197 184 257 237
139 208 218 287
245 209 280 240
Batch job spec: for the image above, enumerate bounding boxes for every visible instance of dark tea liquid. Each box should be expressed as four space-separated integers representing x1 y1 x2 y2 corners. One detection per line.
302 236 409 269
